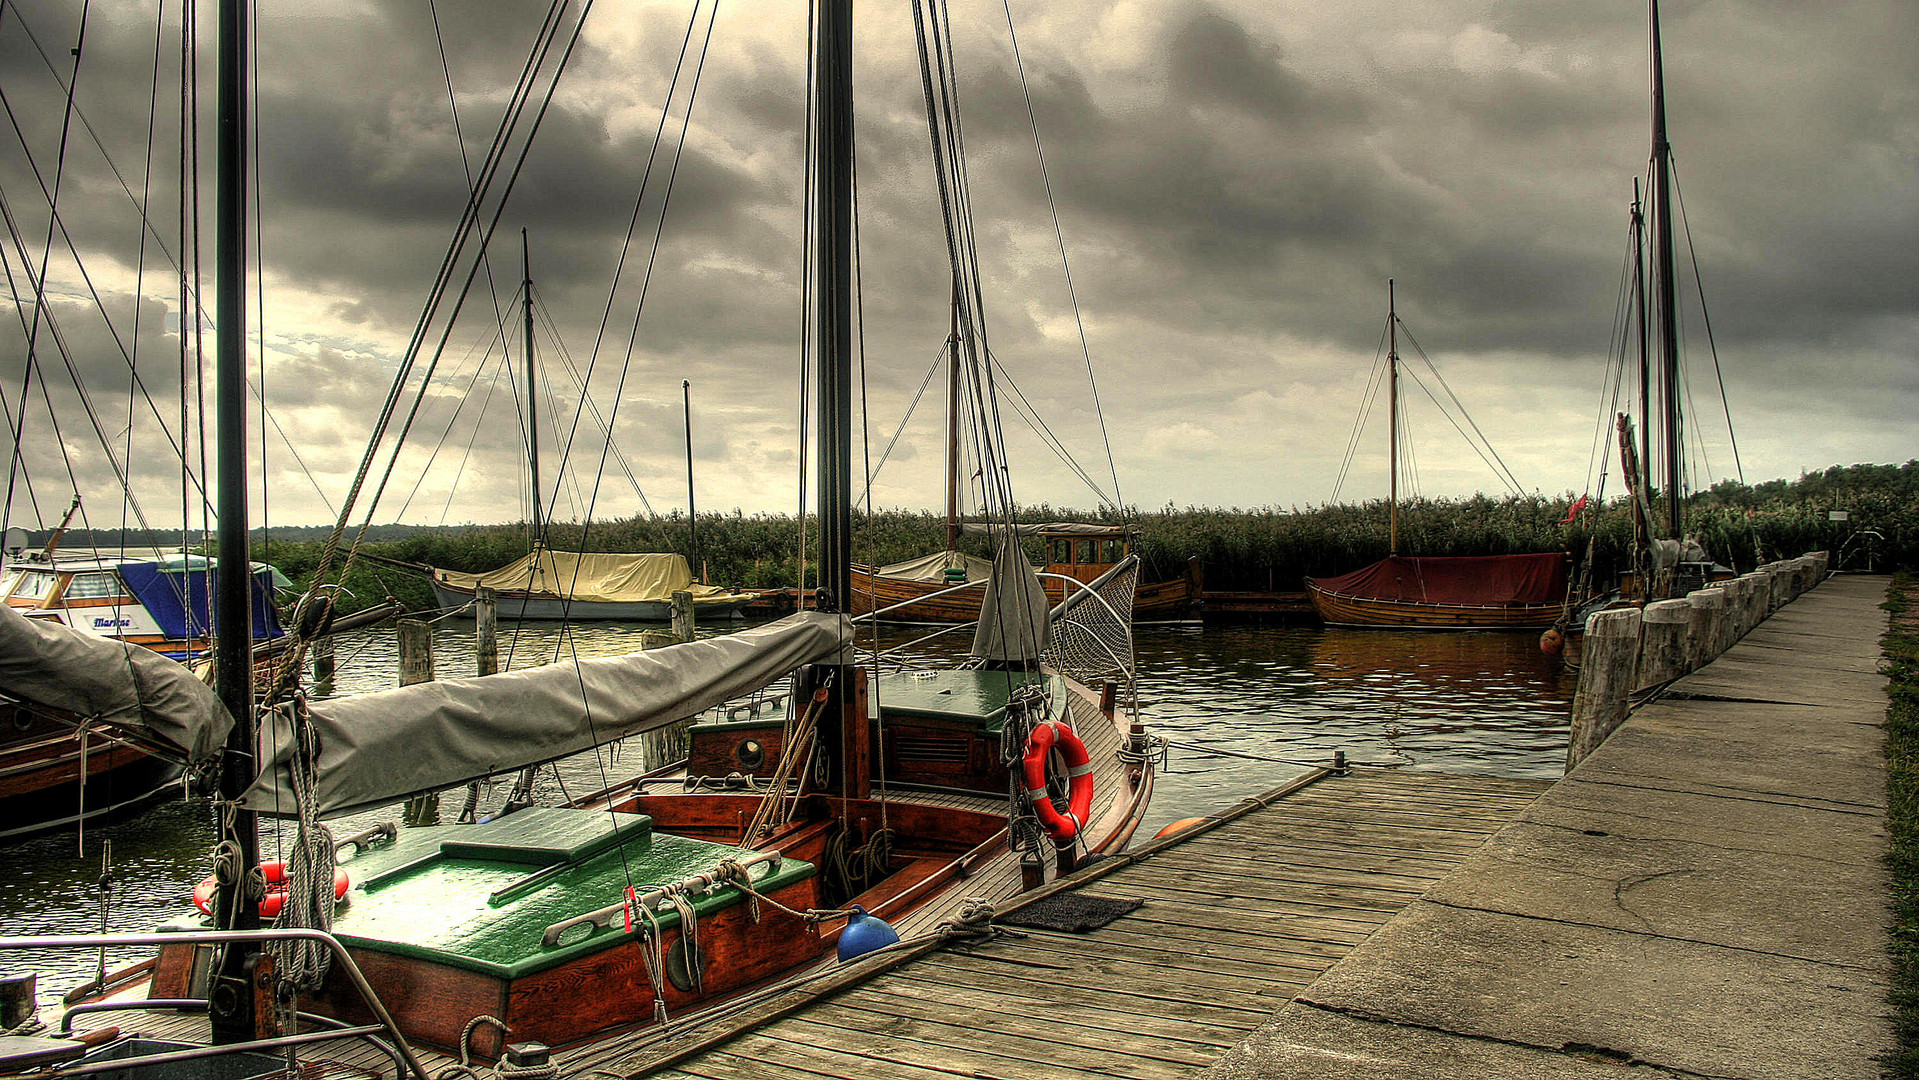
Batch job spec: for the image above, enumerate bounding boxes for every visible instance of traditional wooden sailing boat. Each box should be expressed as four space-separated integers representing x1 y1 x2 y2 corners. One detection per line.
417 236 753 623
1305 283 1568 629
131 0 1149 1066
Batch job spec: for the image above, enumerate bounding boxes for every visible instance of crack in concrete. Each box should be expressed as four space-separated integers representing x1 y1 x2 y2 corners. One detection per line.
1566 776 1884 815
1292 998 1741 1078
1416 895 1889 973
1522 818 1881 869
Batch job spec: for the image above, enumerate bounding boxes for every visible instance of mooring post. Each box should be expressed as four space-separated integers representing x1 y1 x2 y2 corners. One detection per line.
671 589 695 643
1684 587 1725 670
1568 607 1642 771
475 586 499 677
311 636 335 697
397 618 439 826
1767 564 1790 612
1636 598 1692 688
1736 573 1768 637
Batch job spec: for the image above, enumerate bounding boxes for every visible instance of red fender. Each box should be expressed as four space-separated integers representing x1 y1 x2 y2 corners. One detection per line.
194 860 348 920
1021 721 1096 842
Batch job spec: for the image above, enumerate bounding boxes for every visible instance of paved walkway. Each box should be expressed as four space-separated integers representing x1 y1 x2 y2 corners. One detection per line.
1205 574 1895 1079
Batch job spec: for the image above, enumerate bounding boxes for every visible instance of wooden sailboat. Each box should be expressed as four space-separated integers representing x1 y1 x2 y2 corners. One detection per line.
420 235 753 623
135 0 1152 1064
1305 282 1569 630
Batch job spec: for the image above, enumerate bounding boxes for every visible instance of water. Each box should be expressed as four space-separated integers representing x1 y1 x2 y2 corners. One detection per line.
0 618 1574 996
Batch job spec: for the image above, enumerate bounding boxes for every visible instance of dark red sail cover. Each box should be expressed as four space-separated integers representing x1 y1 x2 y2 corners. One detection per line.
1308 554 1567 606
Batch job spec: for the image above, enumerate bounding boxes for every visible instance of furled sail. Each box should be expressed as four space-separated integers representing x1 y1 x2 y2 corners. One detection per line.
970 538 1051 663
0 602 234 761
435 548 733 604
243 611 851 818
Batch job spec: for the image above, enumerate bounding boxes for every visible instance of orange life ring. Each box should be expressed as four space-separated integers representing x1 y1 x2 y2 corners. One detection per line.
1021 721 1096 842
193 861 349 920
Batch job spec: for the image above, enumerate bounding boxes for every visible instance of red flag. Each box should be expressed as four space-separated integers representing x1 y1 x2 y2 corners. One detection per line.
1558 495 1589 525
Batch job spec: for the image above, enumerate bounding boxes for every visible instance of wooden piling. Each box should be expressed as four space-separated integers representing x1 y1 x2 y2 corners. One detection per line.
670 590 695 643
311 636 335 697
398 618 439 826
1568 607 1641 771
1685 587 1726 669
1636 597 1692 689
474 586 499 677
1737 573 1769 635
640 629 680 650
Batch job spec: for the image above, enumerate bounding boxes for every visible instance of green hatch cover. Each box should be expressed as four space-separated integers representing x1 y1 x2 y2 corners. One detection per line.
437 806 651 865
874 668 1062 736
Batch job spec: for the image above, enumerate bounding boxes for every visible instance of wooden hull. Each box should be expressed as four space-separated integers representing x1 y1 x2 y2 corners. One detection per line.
1306 580 1564 630
849 565 1197 623
0 707 182 842
430 580 754 621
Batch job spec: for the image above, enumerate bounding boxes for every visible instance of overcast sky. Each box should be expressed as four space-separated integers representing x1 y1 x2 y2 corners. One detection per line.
0 0 1912 534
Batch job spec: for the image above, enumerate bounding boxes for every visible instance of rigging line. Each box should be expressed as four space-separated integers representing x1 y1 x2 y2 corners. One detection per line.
123 0 167 558
1670 160 1743 483
245 377 336 518
0 0 89 536
1395 325 1524 495
0 246 43 526
1398 364 1517 497
534 296 653 516
1330 319 1391 503
1590 219 1638 497
0 190 169 541
437 361 513 528
856 346 944 503
391 317 509 522
999 0 1120 511
177 0 193 560
350 2 597 546
2 1 192 279
548 0 705 539
307 0 571 575
552 0 717 586
0 81 203 484
981 346 1112 506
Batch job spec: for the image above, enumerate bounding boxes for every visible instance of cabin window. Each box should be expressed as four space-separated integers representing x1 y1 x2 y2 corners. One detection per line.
1101 538 1124 563
1076 539 1098 564
1050 538 1071 565
9 572 55 601
63 573 122 600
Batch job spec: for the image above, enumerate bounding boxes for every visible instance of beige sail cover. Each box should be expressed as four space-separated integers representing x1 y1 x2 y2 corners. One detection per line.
437 548 732 603
875 549 993 583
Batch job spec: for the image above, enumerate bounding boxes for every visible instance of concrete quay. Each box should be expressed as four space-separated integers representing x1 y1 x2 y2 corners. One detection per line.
1207 573 1895 1079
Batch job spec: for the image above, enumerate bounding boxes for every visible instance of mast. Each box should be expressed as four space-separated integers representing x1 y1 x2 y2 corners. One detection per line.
945 280 960 553
209 0 260 1044
684 379 698 575
813 0 852 614
523 229 542 542
1649 0 1682 539
1387 279 1399 557
1632 178 1651 495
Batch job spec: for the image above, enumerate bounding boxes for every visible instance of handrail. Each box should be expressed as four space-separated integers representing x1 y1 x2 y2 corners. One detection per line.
0 929 430 1080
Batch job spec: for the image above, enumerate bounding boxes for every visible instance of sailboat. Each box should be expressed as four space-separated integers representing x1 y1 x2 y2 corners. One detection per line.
1305 282 1569 629
18 0 1151 1068
417 234 754 623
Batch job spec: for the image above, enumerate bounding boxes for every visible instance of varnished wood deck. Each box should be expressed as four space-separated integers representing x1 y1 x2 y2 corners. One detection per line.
599 767 1549 1079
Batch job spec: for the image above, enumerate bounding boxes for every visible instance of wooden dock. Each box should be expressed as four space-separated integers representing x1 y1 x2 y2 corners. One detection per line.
598 767 1550 1079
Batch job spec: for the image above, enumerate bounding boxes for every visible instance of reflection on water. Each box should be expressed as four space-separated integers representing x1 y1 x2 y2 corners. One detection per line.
2 616 1572 992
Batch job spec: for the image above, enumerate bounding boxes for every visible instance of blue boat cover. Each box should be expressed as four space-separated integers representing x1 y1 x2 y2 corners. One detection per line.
117 560 287 642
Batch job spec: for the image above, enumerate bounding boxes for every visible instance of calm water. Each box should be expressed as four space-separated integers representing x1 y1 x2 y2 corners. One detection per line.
0 618 1573 993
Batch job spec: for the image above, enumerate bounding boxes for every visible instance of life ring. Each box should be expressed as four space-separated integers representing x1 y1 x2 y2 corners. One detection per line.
193 861 349 920
1021 721 1096 842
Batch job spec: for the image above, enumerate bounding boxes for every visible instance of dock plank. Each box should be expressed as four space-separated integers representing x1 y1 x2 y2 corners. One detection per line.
622 769 1548 1079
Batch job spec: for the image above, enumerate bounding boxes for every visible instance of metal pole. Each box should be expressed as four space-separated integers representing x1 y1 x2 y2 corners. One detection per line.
1387 279 1398 557
523 229 541 542
1650 0 1682 540
684 379 698 577
812 0 852 614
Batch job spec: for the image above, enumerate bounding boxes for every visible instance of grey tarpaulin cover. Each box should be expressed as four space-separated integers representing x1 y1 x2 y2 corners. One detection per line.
243 611 851 819
970 538 1051 662
873 549 993 583
0 602 234 761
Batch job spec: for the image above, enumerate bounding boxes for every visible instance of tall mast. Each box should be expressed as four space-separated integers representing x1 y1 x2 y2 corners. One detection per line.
812 0 853 613
1387 279 1399 557
209 0 260 1044
684 379 698 575
1632 178 1651 494
1649 0 1682 539
945 279 960 553
523 229 542 542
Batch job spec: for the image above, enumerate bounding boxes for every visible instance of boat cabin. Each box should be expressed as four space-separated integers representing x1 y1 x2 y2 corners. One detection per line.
1039 523 1132 587
1 553 288 659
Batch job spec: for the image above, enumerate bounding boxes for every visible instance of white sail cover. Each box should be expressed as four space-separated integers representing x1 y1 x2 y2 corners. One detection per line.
874 549 993 583
435 548 736 604
0 602 233 761
970 539 1051 662
242 611 851 819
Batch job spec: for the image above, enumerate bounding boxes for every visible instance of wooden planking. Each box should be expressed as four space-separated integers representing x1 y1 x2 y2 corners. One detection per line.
627 768 1549 1079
